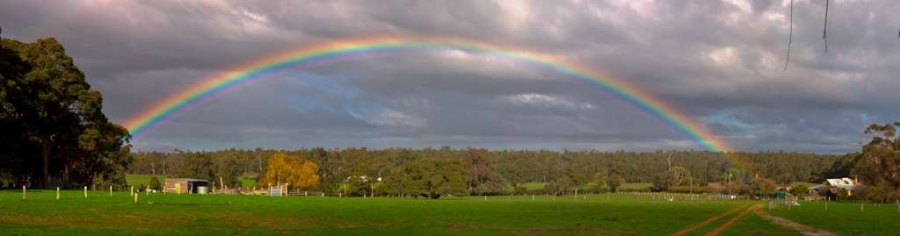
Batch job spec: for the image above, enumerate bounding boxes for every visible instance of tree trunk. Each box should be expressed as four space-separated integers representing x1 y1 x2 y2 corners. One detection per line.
63 164 69 188
41 140 51 188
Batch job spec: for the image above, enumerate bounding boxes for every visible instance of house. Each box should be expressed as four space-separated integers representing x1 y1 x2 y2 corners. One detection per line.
825 178 857 189
810 177 857 200
164 178 210 194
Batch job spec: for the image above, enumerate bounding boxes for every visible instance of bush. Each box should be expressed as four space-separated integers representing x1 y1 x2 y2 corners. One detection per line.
789 183 809 199
149 176 162 191
513 186 528 195
707 182 725 194
526 189 547 195
749 178 777 198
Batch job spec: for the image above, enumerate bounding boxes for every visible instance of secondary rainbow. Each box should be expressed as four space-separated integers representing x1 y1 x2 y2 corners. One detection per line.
122 36 733 154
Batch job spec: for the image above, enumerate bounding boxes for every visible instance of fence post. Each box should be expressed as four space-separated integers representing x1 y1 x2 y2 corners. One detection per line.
22 185 26 200
56 187 60 200
83 186 87 199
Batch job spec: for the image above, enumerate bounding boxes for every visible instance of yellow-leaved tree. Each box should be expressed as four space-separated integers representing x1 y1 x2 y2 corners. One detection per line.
260 152 319 191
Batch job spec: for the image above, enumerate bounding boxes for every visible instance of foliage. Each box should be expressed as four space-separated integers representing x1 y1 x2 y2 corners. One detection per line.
592 172 607 192
178 152 216 181
345 175 375 196
606 161 625 193
0 32 130 188
852 123 900 195
652 162 692 192
216 157 241 188
128 148 843 196
748 177 777 198
381 158 466 199
788 183 808 199
463 148 506 195
259 152 319 191
149 176 162 191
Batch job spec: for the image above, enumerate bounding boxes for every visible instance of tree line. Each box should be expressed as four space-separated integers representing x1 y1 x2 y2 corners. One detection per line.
128 148 847 198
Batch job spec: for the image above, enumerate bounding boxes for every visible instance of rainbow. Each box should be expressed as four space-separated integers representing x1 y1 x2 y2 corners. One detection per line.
122 36 732 155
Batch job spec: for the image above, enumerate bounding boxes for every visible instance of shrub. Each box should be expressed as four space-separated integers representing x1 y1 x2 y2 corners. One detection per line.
513 186 527 195
789 183 809 199
149 176 162 191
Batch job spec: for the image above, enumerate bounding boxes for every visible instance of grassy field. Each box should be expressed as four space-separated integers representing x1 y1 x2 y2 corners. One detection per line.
720 213 799 235
125 175 165 188
0 190 809 235
768 200 900 235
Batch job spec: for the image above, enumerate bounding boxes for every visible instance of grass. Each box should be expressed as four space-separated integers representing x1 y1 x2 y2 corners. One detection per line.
721 213 800 235
0 190 791 235
125 174 165 188
620 182 652 190
768 200 900 235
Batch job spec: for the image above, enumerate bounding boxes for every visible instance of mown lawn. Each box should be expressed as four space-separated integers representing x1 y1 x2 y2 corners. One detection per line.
768 200 900 235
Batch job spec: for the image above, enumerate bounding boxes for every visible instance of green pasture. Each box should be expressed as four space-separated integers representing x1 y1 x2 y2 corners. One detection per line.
125 175 165 188
3 190 892 235
0 190 779 235
768 200 900 235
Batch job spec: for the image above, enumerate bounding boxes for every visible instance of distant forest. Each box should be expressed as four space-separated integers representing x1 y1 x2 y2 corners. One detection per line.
128 148 847 194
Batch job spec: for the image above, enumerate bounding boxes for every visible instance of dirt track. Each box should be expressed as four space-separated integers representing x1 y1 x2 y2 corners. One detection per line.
670 203 835 236
669 203 753 236
754 208 836 236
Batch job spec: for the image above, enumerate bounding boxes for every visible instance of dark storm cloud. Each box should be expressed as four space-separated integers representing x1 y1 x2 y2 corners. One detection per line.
1 0 897 152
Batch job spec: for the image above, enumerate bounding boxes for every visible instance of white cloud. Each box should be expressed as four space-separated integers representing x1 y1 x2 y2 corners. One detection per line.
500 93 595 111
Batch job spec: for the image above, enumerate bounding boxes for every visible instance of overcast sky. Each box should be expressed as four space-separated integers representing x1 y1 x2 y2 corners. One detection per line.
2 0 898 153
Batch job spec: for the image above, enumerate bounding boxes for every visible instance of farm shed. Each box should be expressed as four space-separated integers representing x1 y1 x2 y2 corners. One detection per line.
164 178 210 194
